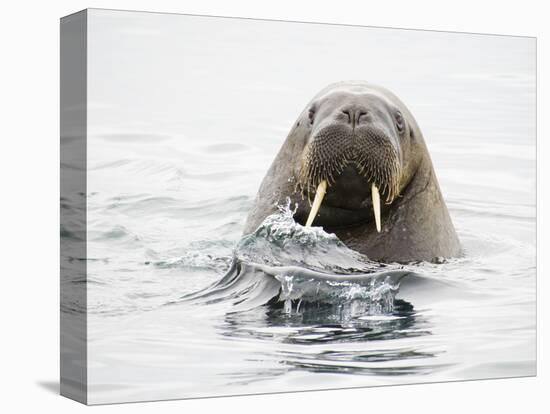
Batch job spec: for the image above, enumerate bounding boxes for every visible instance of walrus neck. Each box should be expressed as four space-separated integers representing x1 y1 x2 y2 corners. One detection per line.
397 156 435 207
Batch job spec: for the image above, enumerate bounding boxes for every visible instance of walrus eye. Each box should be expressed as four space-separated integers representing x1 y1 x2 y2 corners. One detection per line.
395 111 405 133
308 105 317 125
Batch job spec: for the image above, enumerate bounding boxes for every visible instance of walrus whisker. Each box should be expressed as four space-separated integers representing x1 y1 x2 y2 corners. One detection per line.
297 120 405 224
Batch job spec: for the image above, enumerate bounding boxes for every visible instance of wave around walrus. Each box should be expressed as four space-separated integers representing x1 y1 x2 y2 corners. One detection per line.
181 201 415 319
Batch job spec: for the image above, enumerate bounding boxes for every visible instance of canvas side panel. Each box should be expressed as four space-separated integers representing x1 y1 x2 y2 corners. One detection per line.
60 9 88 405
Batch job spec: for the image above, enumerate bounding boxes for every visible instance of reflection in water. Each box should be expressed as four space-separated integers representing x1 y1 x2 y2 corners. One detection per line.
217 298 447 383
223 299 421 344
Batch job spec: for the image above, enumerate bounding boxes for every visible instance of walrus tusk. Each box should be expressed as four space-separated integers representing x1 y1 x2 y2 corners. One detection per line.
305 180 327 226
372 183 381 232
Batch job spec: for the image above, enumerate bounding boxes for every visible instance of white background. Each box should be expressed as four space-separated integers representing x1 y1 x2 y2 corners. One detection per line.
0 0 546 412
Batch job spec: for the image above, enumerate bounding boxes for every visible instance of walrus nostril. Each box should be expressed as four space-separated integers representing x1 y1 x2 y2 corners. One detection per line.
342 110 352 125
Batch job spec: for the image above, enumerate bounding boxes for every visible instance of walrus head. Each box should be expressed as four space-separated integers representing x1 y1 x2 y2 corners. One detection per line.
243 81 460 262
291 82 422 231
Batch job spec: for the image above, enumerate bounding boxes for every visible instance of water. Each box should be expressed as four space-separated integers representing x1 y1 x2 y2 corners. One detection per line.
66 10 535 404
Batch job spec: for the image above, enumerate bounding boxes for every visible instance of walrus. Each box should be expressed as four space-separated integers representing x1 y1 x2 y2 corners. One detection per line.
243 81 460 263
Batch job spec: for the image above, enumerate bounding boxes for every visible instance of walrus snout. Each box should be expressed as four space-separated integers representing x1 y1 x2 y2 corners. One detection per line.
297 122 402 205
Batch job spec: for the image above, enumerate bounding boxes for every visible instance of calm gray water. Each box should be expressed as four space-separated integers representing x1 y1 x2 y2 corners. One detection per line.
67 10 536 404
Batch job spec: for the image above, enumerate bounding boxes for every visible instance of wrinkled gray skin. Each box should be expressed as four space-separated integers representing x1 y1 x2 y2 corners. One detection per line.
243 81 460 263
